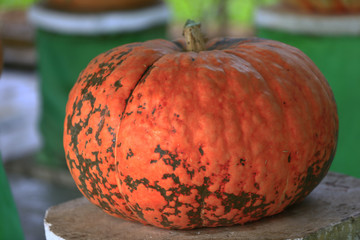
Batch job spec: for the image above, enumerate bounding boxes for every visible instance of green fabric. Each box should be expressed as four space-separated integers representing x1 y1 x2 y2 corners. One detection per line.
36 24 168 167
257 27 360 178
0 155 24 240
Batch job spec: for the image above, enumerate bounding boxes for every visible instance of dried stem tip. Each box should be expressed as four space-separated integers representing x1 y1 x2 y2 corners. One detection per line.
183 20 206 52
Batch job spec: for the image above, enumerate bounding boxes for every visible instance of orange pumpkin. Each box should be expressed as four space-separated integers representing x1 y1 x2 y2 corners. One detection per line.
282 0 360 14
63 21 338 229
45 0 159 12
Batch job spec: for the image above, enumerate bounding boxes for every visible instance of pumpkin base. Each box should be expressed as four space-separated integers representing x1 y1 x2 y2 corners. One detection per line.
45 172 360 239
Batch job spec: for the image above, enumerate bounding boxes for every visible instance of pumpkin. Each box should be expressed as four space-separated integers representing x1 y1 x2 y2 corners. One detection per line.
63 21 338 229
45 0 159 12
281 0 360 14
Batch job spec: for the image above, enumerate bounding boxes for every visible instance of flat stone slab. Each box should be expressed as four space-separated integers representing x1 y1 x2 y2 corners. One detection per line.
44 172 360 240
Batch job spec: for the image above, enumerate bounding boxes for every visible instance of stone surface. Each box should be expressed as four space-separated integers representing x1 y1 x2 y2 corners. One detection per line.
44 172 360 240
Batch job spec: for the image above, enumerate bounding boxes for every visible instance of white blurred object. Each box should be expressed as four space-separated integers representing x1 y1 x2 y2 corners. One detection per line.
28 3 171 35
255 6 360 36
0 70 42 161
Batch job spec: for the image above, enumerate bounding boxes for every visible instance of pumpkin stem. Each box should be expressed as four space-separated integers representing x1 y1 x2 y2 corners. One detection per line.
183 20 206 52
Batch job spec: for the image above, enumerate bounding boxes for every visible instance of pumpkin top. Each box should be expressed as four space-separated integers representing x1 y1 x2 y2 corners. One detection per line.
183 20 206 52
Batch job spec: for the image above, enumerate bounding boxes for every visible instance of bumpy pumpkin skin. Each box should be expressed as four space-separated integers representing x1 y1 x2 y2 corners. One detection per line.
63 40 179 221
282 0 360 14
64 38 338 229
